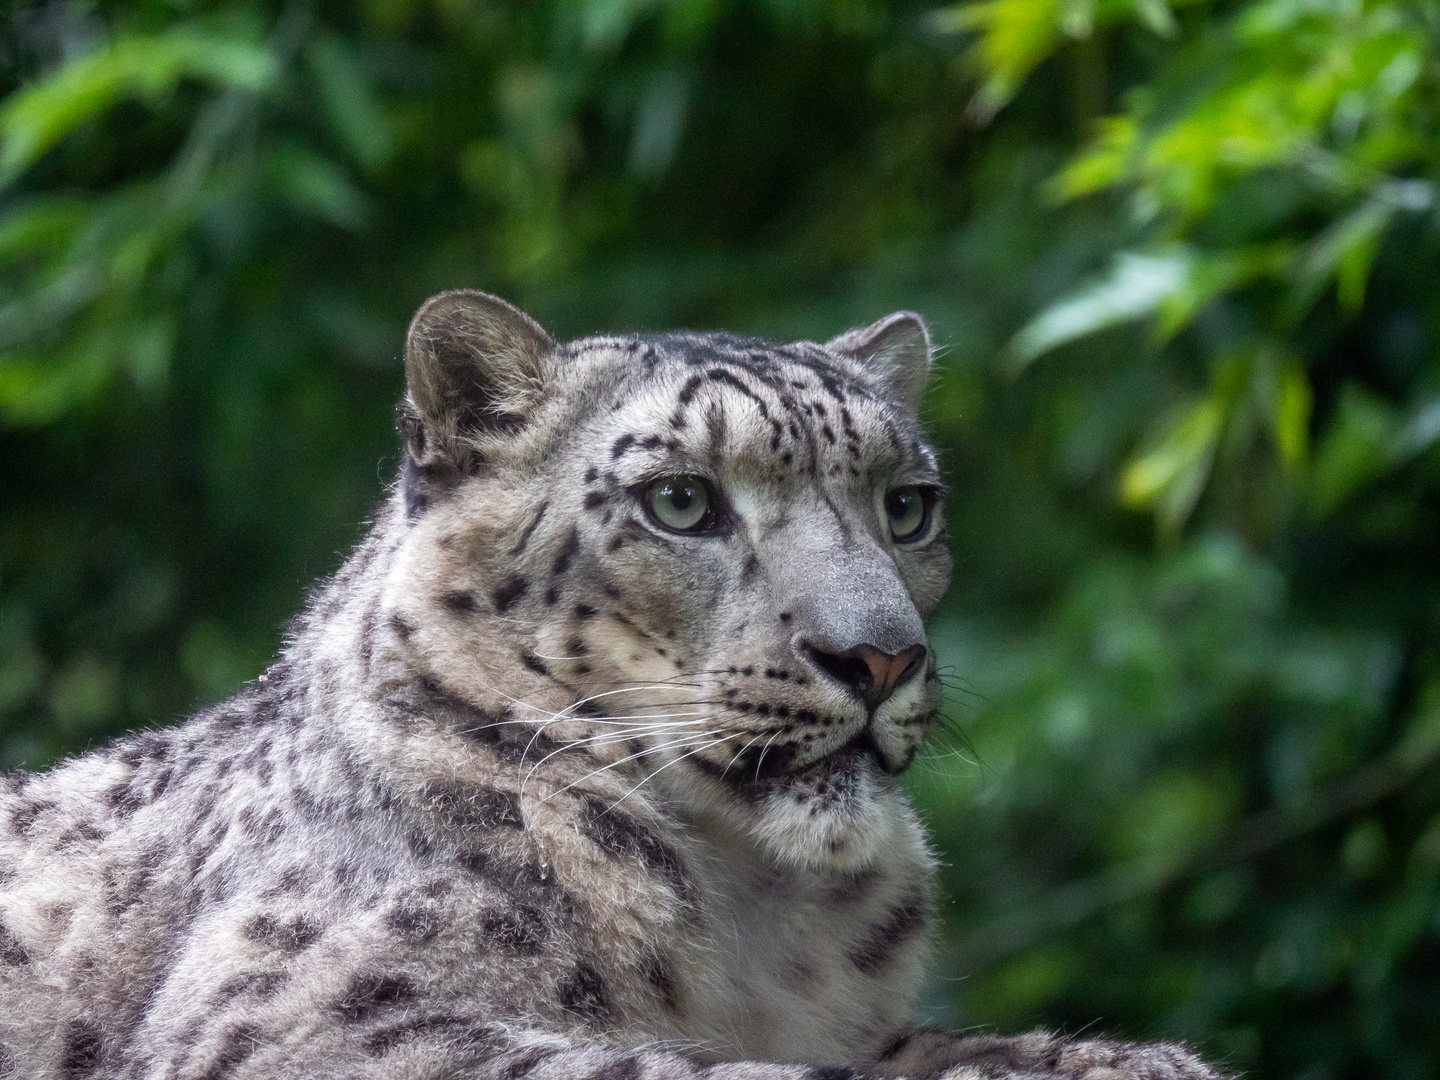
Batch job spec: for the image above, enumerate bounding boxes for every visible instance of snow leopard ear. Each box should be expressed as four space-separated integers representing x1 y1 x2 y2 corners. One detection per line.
402 289 555 471
826 311 932 418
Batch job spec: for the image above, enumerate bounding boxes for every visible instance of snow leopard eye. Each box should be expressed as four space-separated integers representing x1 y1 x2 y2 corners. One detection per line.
646 475 713 533
885 485 932 542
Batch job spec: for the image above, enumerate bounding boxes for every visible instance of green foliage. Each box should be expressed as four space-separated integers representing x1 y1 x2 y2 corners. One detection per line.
2 0 1438 1076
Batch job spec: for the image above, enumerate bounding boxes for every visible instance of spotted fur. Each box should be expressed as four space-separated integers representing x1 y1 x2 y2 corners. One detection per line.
0 292 1226 1079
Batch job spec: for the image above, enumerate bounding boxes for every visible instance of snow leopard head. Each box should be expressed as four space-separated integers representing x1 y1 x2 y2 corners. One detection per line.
383 290 951 870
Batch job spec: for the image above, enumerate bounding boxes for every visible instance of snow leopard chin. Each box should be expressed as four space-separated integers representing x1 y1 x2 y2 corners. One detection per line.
748 759 908 871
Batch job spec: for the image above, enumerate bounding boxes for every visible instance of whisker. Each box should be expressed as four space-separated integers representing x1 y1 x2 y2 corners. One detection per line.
753 729 784 781
541 730 726 802
721 730 769 777
608 734 740 812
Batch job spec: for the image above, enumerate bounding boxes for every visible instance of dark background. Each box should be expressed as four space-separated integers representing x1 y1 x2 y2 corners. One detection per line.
2 0 1439 1076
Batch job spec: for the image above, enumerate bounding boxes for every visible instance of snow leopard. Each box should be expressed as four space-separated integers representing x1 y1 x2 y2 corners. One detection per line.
0 291 1226 1080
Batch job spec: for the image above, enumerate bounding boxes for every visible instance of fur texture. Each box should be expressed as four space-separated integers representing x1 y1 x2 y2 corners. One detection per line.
0 292 1226 1080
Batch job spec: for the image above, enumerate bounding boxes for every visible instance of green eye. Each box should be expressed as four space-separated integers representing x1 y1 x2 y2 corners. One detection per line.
884 486 931 542
646 475 712 532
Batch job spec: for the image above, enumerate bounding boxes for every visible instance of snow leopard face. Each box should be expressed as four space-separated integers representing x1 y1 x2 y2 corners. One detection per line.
386 291 951 871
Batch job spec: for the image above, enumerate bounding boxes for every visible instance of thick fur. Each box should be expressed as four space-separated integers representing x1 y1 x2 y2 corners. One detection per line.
0 293 1226 1080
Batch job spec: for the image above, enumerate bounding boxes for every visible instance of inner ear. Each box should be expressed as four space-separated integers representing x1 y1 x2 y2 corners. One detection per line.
826 312 932 417
403 289 554 469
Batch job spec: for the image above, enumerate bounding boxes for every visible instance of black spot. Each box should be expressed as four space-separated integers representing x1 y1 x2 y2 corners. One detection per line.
441 590 477 613
545 585 560 605
677 373 704 406
456 707 566 765
645 951 681 1012
583 490 606 510
483 907 546 954
11 799 54 835
243 912 322 952
827 868 881 906
587 1056 642 1080
106 780 145 817
493 576 529 613
388 612 417 640
521 652 551 676
566 635 588 656
558 962 611 1024
552 526 581 576
584 467 598 483
335 973 417 1023
422 781 524 831
579 799 696 905
510 501 549 555
60 1020 103 1077
386 902 443 943
848 893 929 974
364 1015 495 1056
611 433 635 459
200 1024 262 1079
779 612 792 623
876 1030 915 1062
640 434 663 450
0 923 27 965
574 603 597 620
400 447 429 518
497 1047 560 1079
212 970 287 1006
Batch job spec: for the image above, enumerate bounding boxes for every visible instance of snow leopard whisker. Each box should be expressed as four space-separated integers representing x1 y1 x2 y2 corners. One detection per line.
720 730 770 777
608 733 741 812
456 712 710 739
752 728 785 781
518 716 714 784
540 730 727 803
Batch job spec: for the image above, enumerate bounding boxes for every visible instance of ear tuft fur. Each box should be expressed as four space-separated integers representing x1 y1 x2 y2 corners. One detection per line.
402 289 554 472
826 312 932 417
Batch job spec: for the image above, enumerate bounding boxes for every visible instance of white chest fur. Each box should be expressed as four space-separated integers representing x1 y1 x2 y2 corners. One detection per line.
661 815 934 1067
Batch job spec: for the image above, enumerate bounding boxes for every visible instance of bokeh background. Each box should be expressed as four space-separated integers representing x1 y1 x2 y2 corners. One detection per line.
2 0 1439 1075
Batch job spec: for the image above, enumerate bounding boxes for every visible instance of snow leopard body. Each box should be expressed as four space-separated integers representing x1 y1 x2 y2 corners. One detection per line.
0 292 1225 1080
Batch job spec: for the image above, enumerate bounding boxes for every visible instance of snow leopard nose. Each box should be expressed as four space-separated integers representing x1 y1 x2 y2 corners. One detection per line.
804 642 927 711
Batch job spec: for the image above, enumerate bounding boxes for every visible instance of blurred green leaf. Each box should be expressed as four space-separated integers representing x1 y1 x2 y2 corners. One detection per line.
1005 250 1189 371
0 28 276 188
305 36 394 174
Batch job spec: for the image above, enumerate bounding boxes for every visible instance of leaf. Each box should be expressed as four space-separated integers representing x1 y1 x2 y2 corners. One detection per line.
305 36 394 174
1295 196 1393 314
1294 181 1434 315
1270 359 1312 472
0 339 111 427
1308 386 1397 516
1127 0 1176 37
934 0 1061 120
1119 393 1224 533
1393 396 1440 463
1051 115 1137 200
1004 250 1190 373
0 29 276 188
266 144 371 231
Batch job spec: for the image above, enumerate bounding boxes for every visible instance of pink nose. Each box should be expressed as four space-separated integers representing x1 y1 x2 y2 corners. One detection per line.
806 642 927 710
